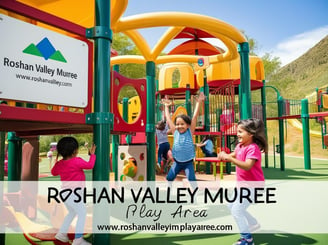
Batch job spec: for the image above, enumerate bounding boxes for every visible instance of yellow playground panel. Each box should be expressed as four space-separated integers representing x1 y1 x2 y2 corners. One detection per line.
322 94 328 109
158 63 197 91
206 56 265 83
117 95 141 123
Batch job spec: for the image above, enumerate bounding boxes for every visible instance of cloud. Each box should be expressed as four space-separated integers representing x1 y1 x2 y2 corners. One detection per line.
271 26 328 66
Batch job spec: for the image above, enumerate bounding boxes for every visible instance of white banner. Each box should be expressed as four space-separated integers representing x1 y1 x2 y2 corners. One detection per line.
1 180 328 234
0 14 89 107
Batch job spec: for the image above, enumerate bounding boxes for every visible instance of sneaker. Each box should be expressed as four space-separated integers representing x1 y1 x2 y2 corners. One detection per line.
233 237 254 245
72 237 92 245
249 223 261 232
55 232 69 243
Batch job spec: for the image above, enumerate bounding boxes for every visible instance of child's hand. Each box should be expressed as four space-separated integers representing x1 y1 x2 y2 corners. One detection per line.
89 144 96 155
196 92 206 102
161 98 172 106
218 151 229 161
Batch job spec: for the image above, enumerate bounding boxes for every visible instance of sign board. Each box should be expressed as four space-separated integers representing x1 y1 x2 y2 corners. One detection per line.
0 14 89 108
194 56 209 70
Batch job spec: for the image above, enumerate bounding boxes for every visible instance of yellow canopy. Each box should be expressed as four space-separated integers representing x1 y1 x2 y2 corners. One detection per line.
10 0 248 66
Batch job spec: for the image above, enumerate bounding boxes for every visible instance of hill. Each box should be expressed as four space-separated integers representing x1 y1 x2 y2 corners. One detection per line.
269 35 328 99
265 35 328 159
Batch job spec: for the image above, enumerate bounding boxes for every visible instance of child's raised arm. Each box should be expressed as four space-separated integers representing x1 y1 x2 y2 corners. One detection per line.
161 98 175 134
190 92 205 133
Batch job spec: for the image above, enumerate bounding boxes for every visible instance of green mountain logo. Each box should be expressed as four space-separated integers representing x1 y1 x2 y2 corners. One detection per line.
23 37 67 63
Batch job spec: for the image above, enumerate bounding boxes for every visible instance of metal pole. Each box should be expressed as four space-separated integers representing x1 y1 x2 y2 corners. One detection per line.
0 132 5 245
7 132 22 182
123 97 132 144
186 84 191 117
112 65 119 181
146 61 156 181
203 75 210 131
0 132 4 181
90 0 112 244
273 136 276 168
277 97 285 171
261 80 269 168
156 79 162 122
301 99 311 169
238 42 252 120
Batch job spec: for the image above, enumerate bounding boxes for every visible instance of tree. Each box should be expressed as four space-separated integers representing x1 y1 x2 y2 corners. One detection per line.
112 33 146 79
261 53 281 80
242 31 281 79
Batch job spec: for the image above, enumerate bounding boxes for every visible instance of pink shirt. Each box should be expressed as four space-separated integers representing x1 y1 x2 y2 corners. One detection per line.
51 154 96 182
235 143 264 181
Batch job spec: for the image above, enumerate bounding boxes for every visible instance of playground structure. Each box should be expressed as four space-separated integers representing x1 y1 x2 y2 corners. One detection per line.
263 84 328 170
0 0 328 244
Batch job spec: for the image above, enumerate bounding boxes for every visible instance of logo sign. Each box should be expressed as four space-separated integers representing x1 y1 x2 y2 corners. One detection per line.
197 58 204 67
0 14 89 108
195 56 209 71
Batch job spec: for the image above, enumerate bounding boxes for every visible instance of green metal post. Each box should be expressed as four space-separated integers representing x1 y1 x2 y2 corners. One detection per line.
277 97 285 171
261 80 269 168
186 84 191 117
0 133 4 245
238 42 252 120
7 132 22 193
7 132 22 182
156 79 162 122
91 0 111 244
217 108 222 131
123 97 132 144
301 99 311 169
123 98 129 122
0 132 4 181
265 85 281 100
316 88 320 111
226 136 232 174
146 61 156 181
90 0 112 179
203 76 210 131
112 65 119 181
203 75 211 173
273 136 276 168
322 117 327 149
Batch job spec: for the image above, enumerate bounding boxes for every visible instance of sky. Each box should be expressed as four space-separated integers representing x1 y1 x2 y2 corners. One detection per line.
123 0 328 66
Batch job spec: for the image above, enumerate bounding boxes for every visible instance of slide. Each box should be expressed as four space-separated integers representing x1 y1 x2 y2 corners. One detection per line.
287 119 322 137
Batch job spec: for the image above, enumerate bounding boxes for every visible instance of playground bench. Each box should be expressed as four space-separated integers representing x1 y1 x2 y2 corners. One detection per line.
194 157 227 180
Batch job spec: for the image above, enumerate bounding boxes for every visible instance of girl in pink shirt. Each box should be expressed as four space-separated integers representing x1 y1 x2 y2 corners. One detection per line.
218 118 267 245
51 136 96 245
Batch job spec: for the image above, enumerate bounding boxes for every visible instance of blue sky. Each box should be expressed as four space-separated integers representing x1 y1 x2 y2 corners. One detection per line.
124 0 328 66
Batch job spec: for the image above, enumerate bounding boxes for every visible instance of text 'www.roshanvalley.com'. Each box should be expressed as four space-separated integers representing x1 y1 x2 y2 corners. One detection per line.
96 223 233 233
16 73 73 87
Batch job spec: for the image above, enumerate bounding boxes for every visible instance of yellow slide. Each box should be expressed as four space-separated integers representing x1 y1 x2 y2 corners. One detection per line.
288 88 328 137
287 119 322 137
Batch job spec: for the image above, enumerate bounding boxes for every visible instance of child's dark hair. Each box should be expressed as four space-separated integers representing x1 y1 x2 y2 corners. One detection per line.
156 120 166 130
238 118 268 153
56 136 79 158
174 114 191 125
201 135 214 143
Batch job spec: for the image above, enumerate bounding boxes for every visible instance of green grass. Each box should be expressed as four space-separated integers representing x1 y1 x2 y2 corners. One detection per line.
264 155 328 180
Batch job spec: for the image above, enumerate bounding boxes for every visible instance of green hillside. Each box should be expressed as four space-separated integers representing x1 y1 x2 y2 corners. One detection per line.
263 35 328 159
269 35 328 99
